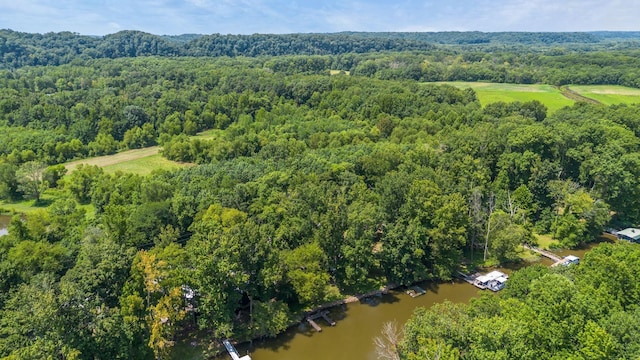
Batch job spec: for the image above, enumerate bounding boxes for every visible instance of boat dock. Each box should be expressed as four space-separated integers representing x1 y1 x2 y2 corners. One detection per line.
306 310 336 332
222 339 252 360
523 244 580 267
458 270 508 291
457 271 480 284
406 286 427 298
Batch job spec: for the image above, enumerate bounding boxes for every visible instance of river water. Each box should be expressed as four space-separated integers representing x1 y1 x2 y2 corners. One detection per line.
240 280 482 360
0 209 600 359
0 214 10 237
215 244 598 360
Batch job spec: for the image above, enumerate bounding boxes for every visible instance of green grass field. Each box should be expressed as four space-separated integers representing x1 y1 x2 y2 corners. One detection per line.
100 153 190 175
534 233 559 250
192 129 224 140
65 147 190 176
330 70 350 75
0 188 95 217
568 85 640 105
435 82 575 113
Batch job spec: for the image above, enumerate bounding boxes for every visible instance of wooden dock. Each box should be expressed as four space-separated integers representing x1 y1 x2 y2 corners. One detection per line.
457 271 480 284
306 310 336 332
406 286 427 298
523 244 564 265
222 339 252 360
307 318 322 332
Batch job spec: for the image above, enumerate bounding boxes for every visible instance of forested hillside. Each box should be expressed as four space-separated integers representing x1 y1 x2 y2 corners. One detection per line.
0 30 436 69
2 29 640 70
1 32 640 359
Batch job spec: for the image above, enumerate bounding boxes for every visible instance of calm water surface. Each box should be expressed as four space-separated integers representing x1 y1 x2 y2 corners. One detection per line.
241 280 483 360
218 243 600 360
0 214 10 237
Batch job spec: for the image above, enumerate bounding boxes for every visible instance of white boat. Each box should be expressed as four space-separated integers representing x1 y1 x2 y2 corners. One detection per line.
562 255 580 266
473 270 508 291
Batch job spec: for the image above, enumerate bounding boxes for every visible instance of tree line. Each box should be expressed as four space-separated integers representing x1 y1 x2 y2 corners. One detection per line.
0 29 436 69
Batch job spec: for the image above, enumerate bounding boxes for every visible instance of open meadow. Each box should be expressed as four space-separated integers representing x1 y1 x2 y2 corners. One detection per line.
569 85 640 105
435 81 575 113
64 146 190 175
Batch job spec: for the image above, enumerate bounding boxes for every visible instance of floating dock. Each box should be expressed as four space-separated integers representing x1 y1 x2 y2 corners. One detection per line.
458 270 508 291
306 310 336 332
222 339 252 360
551 255 580 267
471 270 508 291
406 286 427 298
457 271 480 284
307 318 322 332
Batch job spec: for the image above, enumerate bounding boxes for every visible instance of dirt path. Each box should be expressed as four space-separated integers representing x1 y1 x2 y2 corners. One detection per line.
64 146 160 172
557 86 601 104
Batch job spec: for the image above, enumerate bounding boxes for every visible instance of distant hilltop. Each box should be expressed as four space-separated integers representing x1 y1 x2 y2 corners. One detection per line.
1 29 640 69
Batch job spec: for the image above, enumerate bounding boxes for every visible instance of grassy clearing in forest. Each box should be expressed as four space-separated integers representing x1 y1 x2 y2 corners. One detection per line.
64 147 189 175
101 153 190 175
0 188 95 217
568 85 640 105
0 190 62 214
534 233 559 250
434 82 575 113
330 70 350 75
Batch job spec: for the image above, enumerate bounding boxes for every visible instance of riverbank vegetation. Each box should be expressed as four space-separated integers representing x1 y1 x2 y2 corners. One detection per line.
396 242 640 359
1 31 640 359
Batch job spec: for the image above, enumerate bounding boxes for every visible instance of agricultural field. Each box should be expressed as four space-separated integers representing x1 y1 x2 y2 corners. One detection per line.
568 85 640 105
435 82 575 113
64 147 189 175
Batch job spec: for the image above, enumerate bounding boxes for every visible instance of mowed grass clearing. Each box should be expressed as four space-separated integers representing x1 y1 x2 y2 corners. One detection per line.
65 146 190 175
568 85 640 105
434 82 575 113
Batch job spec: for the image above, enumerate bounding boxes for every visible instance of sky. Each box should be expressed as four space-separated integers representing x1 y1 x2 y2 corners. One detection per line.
0 0 638 36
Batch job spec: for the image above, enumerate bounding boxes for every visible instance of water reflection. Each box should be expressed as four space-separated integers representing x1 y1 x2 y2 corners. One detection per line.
0 214 10 237
230 279 484 360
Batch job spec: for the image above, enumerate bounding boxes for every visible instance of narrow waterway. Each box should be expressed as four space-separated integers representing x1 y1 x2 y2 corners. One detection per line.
216 243 600 360
0 214 10 237
239 280 484 360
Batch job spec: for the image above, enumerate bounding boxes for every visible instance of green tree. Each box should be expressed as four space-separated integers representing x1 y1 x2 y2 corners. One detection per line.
16 160 48 203
0 162 20 200
579 321 617 360
283 242 331 306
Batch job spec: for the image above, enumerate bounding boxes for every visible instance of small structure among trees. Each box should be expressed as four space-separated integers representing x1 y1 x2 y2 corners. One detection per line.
616 228 640 243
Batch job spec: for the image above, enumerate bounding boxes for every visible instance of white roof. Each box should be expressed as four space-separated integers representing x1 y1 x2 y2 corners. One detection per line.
617 228 640 240
564 255 579 261
485 270 508 280
476 271 508 283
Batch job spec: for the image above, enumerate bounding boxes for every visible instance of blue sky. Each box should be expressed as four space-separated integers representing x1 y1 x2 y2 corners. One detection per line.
0 0 638 35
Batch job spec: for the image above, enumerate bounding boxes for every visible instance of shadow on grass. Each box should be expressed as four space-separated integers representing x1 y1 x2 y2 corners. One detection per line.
32 198 54 207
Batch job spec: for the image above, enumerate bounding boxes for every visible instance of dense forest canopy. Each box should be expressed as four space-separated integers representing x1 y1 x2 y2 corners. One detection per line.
1 31 640 359
2 29 640 69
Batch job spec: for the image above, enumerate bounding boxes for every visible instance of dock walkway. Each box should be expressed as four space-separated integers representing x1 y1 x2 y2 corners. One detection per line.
523 244 564 265
457 271 480 285
222 339 252 360
306 310 336 332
